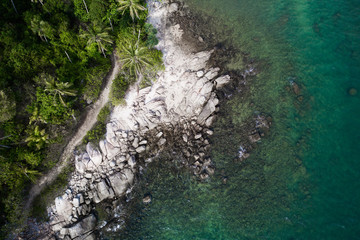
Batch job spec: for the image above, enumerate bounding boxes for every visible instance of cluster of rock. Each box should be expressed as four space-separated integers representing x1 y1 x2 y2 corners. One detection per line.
49 68 230 239
248 114 272 143
237 113 272 161
47 1 232 239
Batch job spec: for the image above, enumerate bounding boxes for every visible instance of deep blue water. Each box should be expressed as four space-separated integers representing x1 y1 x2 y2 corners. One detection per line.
104 0 360 239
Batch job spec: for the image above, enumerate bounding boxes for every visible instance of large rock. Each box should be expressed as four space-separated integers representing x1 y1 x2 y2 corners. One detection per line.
132 137 139 148
204 67 219 80
83 233 96 240
108 168 134 196
67 214 96 239
200 82 214 96
197 95 218 124
93 179 115 203
99 140 119 160
54 195 73 222
205 115 216 127
215 75 231 89
169 2 178 13
75 154 87 174
136 145 146 153
86 143 102 170
196 70 204 78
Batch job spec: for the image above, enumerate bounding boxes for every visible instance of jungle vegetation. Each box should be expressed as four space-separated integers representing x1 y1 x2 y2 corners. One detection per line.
0 0 163 236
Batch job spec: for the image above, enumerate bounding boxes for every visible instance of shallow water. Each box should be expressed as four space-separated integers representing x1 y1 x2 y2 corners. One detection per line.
103 0 360 239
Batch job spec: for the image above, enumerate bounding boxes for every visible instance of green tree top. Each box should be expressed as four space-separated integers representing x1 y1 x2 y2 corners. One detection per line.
80 23 113 58
31 0 44 6
30 16 54 42
118 36 153 78
25 126 49 150
117 0 146 21
0 90 16 123
38 73 77 107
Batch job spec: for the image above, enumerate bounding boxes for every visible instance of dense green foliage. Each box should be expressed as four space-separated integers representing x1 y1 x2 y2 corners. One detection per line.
27 88 74 125
80 23 114 57
0 0 160 236
83 105 111 144
117 0 147 21
144 23 159 48
83 65 111 103
0 90 16 122
116 27 164 87
0 0 162 236
111 74 130 105
31 164 74 221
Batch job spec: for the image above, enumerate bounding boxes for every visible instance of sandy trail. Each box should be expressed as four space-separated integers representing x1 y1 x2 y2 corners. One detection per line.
25 53 121 210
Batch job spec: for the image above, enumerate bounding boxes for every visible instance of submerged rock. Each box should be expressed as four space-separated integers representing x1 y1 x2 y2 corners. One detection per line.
292 81 301 95
222 176 228 185
143 194 152 204
249 133 261 143
348 87 358 96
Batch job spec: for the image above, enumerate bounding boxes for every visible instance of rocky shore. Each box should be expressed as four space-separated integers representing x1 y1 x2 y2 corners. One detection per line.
43 1 233 239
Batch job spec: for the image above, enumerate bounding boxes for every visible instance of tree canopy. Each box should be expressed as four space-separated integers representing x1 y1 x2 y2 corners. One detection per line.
0 0 163 235
117 0 146 21
0 90 16 123
80 23 114 58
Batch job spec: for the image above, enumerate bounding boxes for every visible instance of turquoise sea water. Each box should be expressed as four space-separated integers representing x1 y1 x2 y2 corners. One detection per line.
105 0 360 239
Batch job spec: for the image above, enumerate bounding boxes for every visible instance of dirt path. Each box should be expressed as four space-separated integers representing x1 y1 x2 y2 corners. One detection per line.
25 53 121 210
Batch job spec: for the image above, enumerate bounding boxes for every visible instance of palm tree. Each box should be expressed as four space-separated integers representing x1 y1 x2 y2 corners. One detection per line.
31 0 44 6
82 0 89 13
29 105 47 124
30 16 53 42
10 0 18 14
0 135 11 149
25 126 49 150
118 35 153 79
43 75 77 107
117 0 146 21
0 90 16 123
80 24 113 58
16 163 41 183
23 168 41 183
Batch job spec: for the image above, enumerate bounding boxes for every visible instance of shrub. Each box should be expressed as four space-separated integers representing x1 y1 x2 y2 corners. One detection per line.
27 88 73 125
0 90 16 123
89 0 108 23
97 104 111 122
82 65 110 103
82 105 111 144
73 0 90 22
110 74 129 105
144 23 159 48
31 164 74 221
